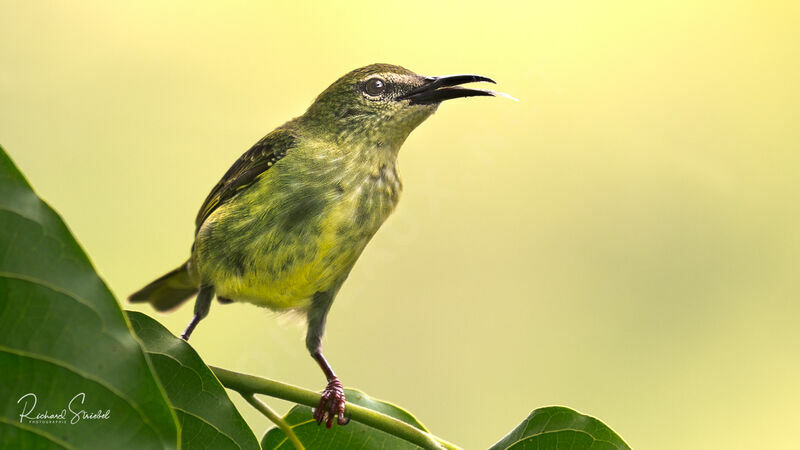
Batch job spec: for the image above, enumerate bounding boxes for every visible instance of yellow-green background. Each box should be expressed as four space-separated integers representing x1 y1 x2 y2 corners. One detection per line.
2 1 798 448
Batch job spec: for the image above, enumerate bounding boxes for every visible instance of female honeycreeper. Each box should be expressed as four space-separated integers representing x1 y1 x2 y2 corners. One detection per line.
130 63 505 428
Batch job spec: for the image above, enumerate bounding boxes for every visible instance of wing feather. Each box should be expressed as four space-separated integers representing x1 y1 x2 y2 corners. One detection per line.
194 126 297 233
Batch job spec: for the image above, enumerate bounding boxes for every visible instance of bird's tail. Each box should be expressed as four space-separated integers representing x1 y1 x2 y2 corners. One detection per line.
129 262 198 311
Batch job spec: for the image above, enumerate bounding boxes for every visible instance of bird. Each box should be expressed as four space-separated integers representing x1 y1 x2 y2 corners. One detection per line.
129 63 507 428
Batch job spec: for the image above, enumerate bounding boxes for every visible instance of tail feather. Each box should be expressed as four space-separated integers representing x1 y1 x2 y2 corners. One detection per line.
129 262 198 311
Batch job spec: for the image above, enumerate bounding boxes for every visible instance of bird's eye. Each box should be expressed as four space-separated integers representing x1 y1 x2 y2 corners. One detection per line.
364 78 386 97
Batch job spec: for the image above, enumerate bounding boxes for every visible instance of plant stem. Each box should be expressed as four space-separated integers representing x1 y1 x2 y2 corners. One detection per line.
211 366 460 450
243 393 304 450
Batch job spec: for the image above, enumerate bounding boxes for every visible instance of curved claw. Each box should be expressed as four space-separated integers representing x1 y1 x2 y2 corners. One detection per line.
313 378 348 428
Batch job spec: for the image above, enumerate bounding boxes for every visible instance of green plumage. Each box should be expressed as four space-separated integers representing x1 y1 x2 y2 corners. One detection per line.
128 262 196 311
129 63 501 427
193 128 297 233
132 64 438 313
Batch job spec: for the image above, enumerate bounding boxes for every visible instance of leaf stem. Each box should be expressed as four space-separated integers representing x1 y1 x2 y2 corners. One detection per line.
242 393 304 450
211 366 459 450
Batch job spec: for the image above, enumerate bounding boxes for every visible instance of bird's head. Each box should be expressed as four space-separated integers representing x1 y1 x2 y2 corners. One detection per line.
301 63 504 150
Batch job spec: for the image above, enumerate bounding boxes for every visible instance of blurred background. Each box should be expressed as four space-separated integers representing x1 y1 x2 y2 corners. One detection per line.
1 1 798 448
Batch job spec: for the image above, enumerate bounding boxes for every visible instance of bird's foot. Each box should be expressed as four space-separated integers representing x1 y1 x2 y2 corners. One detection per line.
313 378 349 428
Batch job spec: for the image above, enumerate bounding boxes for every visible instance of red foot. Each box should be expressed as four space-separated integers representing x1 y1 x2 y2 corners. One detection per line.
313 378 349 428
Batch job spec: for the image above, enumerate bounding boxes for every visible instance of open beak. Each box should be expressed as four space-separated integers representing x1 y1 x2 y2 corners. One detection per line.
399 74 513 105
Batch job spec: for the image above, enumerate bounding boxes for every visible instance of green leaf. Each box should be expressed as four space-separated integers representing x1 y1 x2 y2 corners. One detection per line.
0 146 179 448
490 407 630 450
261 389 428 449
127 311 260 450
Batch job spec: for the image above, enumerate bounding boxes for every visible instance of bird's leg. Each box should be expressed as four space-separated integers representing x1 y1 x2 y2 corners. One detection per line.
180 285 214 341
311 350 348 428
307 289 349 428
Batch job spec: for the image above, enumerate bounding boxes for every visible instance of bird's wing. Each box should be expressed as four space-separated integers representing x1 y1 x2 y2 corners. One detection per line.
194 126 298 233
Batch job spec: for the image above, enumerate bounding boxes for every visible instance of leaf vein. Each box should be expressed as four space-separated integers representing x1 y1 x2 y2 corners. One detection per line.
172 407 242 449
506 428 620 449
0 417 76 450
0 271 130 350
0 344 164 444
